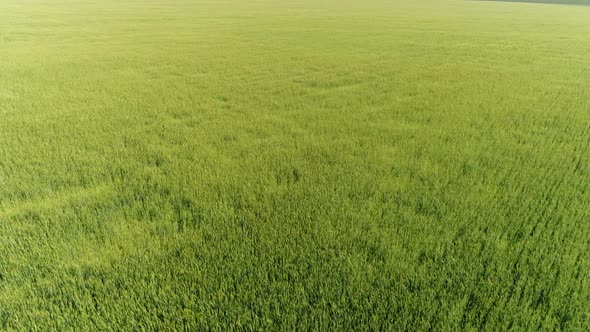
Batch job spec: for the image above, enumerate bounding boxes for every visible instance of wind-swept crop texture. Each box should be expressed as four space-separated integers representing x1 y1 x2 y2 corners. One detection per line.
0 0 589 330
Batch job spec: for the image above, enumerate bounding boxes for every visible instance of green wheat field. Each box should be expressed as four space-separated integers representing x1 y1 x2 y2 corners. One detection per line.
1 0 589 330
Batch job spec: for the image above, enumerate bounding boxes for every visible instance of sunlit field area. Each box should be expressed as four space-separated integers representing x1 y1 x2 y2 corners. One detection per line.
1 0 589 329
